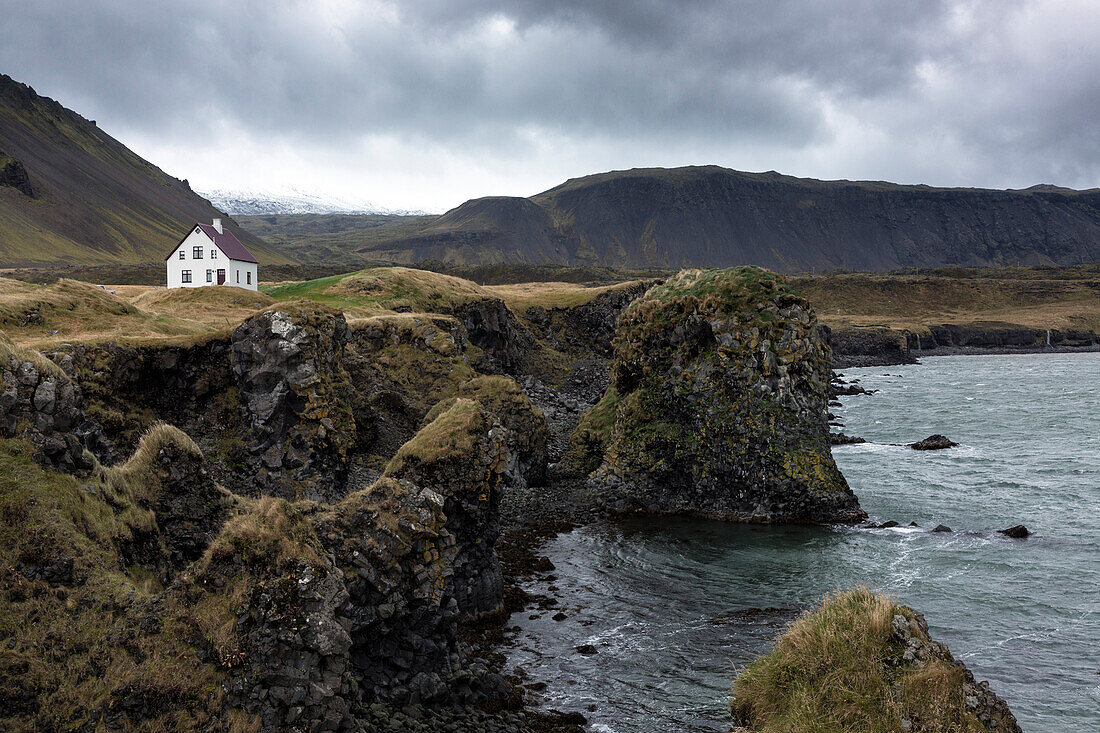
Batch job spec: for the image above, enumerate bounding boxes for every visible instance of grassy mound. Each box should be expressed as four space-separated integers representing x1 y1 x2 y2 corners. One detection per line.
264 266 492 316
732 588 998 733
0 277 216 348
384 398 488 477
0 433 228 730
131 285 274 328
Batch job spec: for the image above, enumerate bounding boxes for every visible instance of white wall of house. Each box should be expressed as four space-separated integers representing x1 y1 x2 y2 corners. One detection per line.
165 227 258 291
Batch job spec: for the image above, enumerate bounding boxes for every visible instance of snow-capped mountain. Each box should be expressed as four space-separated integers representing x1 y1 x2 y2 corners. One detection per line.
200 188 426 216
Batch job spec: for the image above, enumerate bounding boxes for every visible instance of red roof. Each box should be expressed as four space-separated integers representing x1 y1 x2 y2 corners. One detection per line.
165 223 258 264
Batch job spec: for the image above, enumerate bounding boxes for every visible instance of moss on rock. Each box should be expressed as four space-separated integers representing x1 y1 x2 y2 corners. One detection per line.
731 588 1022 733
588 267 864 522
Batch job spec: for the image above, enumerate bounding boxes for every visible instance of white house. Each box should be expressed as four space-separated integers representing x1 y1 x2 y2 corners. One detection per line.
165 219 258 291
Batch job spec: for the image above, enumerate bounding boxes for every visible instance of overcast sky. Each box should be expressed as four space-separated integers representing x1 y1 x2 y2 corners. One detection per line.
2 0 1098 212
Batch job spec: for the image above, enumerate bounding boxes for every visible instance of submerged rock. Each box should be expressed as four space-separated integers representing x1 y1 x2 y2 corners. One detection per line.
998 524 1030 538
585 267 864 523
910 434 958 450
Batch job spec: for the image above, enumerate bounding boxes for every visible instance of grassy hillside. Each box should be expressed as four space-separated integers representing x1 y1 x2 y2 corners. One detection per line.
235 213 434 267
790 266 1100 333
334 165 1100 271
0 74 293 267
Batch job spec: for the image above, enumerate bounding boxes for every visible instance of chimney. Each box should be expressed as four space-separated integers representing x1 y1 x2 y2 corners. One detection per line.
212 218 223 233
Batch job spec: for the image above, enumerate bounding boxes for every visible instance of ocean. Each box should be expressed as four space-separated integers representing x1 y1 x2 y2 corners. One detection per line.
504 353 1100 732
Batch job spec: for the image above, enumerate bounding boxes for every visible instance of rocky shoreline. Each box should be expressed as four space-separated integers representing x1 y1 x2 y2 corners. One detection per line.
830 323 1100 368
0 266 1026 732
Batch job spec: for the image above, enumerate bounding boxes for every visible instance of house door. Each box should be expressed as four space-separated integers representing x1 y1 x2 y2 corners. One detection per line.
217 269 226 285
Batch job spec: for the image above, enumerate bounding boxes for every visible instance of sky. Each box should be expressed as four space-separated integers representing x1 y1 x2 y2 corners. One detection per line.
2 0 1098 212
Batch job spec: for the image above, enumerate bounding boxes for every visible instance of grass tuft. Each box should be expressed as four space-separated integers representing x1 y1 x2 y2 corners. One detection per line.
731 587 986 733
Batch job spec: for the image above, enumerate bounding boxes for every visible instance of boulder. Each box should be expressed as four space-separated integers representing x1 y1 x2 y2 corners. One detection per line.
932 524 953 533
998 525 1030 538
587 267 864 523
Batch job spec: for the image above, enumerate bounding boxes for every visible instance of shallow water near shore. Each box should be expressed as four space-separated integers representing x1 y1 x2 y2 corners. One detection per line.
504 353 1100 732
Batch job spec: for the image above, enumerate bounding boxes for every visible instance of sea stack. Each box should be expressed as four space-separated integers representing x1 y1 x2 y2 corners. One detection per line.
586 267 864 523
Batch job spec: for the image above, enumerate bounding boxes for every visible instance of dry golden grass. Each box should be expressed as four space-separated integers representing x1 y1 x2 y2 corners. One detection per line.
0 277 274 348
485 279 650 311
131 285 274 329
731 587 987 733
791 273 1100 333
384 397 487 474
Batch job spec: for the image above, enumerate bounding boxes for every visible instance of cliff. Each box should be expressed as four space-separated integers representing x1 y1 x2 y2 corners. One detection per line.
355 166 1100 271
580 267 864 522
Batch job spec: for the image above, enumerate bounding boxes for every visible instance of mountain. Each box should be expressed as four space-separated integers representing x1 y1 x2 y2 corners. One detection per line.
0 73 292 267
201 188 426 216
354 166 1100 271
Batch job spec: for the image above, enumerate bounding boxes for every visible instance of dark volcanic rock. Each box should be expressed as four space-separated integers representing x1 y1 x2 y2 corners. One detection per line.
0 152 34 197
230 307 357 501
998 524 1030 538
828 326 915 368
587 267 865 523
449 297 534 374
385 399 510 619
0 342 100 472
829 432 866 445
932 524 953 533
910 434 958 450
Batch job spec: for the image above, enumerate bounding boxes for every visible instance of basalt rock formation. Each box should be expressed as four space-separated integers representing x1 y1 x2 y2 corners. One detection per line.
0 336 103 471
585 267 864 523
230 307 357 501
385 399 510 619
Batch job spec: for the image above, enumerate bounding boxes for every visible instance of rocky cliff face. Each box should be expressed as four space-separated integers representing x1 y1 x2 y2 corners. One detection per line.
385 399 510 619
230 307 358 501
586 267 864 522
0 337 103 471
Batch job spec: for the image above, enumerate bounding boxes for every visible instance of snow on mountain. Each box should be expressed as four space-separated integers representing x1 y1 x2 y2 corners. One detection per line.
200 188 426 216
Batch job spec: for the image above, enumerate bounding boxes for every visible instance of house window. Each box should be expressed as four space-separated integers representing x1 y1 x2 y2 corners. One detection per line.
181 270 192 283
236 270 240 283
193 246 203 259
179 250 185 259
246 271 251 285
211 249 217 259
206 269 213 283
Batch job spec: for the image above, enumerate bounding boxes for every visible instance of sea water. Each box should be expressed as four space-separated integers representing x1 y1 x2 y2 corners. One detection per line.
504 353 1100 732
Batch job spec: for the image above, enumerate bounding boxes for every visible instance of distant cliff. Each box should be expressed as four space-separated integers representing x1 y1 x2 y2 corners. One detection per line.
0 73 291 266
358 166 1100 271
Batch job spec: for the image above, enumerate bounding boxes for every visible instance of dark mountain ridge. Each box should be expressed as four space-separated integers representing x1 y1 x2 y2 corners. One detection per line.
0 73 291 266
358 165 1100 271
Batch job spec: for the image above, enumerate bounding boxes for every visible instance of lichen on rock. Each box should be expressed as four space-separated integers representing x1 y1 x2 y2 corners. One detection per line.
586 267 864 522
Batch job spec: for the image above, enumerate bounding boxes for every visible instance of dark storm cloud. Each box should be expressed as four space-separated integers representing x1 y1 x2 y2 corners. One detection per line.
0 0 1098 193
